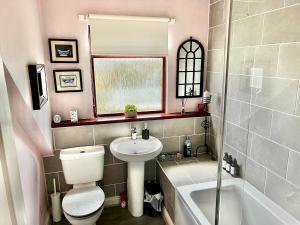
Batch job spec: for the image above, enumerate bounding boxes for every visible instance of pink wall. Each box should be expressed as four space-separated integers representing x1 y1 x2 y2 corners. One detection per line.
0 0 52 224
42 0 209 119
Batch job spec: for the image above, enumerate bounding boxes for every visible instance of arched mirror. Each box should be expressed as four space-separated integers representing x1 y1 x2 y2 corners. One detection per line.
176 37 204 98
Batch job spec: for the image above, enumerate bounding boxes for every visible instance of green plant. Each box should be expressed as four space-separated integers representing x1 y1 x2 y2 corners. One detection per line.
124 104 137 113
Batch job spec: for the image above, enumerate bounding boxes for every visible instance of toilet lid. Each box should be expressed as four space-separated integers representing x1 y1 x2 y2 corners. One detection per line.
62 186 105 217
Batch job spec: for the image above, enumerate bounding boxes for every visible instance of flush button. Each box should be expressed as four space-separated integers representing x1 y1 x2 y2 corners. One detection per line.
80 151 85 153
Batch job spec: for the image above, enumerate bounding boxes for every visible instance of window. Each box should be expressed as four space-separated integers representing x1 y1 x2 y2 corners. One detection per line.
92 57 165 115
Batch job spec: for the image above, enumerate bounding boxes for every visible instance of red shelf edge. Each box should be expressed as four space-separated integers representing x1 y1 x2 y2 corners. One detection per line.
51 111 210 128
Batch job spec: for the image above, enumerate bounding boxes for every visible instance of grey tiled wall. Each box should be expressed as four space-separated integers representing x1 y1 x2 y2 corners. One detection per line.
207 0 300 220
43 117 206 200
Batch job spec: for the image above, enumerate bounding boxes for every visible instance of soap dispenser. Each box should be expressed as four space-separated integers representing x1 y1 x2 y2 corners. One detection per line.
222 152 228 170
142 123 150 140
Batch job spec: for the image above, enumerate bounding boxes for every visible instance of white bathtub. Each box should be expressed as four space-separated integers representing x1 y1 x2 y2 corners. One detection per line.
175 179 300 225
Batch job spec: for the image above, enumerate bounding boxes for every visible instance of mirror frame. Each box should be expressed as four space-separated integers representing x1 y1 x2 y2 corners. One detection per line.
176 37 205 98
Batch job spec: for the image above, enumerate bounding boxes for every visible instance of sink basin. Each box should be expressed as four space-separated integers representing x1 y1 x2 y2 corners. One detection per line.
110 136 163 217
110 136 162 162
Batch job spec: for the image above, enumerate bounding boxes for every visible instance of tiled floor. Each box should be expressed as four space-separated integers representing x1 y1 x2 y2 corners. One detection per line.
53 206 165 225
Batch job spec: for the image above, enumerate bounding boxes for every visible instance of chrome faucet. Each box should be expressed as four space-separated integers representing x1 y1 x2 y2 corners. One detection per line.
131 127 137 140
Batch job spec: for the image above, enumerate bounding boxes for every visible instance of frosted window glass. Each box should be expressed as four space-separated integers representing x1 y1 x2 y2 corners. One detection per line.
93 58 163 114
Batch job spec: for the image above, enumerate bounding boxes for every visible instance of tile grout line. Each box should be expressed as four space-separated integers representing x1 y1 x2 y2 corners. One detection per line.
231 2 300 24
226 120 299 155
226 141 300 190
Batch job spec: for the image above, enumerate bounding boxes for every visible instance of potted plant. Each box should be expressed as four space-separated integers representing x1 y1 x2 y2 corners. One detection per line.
124 104 138 118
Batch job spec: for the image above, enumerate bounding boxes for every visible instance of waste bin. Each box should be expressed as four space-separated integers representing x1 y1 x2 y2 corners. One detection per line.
144 181 164 217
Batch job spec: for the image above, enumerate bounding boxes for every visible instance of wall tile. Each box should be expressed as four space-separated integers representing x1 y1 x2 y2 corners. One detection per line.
209 25 225 49
103 163 127 185
277 43 300 78
239 102 250 129
207 49 224 72
265 172 300 220
252 77 298 114
271 112 300 152
103 185 116 198
232 0 249 21
209 0 224 27
195 117 206 134
262 5 300 44
243 47 255 75
209 115 220 136
207 72 223 95
245 159 266 192
228 75 251 102
43 150 62 173
58 172 72 192
223 144 237 158
285 0 300 6
296 92 300 116
225 99 240 124
160 137 180 153
208 94 222 116
251 134 289 177
104 145 114 165
249 106 272 137
287 151 300 187
115 183 127 196
94 123 130 145
253 45 279 76
163 118 194 137
45 173 59 195
249 0 283 15
131 120 163 138
225 123 250 154
53 126 94 149
231 15 263 47
228 47 245 74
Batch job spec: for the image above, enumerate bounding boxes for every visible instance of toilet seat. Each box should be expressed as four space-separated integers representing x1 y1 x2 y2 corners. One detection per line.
62 186 105 218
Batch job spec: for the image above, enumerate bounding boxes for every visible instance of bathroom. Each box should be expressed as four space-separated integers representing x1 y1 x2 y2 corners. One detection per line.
0 0 300 225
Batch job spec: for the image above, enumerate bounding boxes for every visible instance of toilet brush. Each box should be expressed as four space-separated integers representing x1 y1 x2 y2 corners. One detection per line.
51 178 62 222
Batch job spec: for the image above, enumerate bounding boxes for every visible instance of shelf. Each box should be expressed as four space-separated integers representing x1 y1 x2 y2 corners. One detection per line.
52 111 210 128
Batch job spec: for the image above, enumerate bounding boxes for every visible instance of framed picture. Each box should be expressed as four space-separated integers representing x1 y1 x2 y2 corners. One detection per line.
49 39 79 63
28 64 48 110
53 70 83 92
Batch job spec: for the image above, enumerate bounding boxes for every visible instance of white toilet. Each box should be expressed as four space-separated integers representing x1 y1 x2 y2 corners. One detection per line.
59 145 105 225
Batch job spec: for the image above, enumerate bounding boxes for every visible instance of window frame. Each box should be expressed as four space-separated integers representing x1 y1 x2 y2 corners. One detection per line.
90 55 166 117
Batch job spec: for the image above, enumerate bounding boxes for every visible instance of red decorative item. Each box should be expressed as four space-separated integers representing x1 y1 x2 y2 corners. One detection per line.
120 192 127 208
198 103 205 112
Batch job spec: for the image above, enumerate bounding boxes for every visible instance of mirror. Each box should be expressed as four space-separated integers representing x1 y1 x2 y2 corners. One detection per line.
28 64 48 110
176 37 204 98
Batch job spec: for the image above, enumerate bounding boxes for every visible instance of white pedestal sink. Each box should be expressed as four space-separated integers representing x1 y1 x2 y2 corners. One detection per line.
110 136 162 217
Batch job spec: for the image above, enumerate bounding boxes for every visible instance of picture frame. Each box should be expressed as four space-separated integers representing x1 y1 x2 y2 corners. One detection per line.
49 39 79 63
28 64 48 110
53 70 83 92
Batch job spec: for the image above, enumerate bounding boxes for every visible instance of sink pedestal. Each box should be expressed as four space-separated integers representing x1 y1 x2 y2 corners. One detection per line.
127 161 145 217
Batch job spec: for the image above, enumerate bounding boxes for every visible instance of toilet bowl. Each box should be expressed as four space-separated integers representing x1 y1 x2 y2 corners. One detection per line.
60 146 105 225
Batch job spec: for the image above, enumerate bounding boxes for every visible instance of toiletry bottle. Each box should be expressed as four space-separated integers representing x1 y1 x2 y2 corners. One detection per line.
183 136 192 157
230 158 238 177
142 123 150 140
226 155 232 173
222 153 228 170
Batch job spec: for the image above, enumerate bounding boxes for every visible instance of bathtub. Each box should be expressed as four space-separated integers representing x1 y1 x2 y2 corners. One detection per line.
175 179 300 225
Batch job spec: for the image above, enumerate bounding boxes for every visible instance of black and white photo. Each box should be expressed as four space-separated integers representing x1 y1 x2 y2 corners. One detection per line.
53 70 82 92
49 39 79 63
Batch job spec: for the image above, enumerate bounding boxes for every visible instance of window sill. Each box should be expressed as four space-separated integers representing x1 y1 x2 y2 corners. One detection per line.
51 111 210 128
